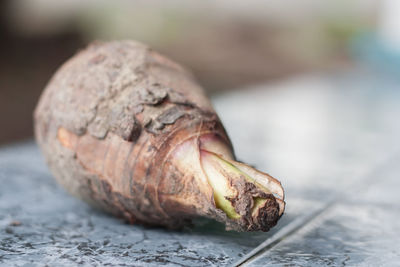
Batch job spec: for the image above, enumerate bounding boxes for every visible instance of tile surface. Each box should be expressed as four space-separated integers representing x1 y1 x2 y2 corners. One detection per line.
1 71 399 266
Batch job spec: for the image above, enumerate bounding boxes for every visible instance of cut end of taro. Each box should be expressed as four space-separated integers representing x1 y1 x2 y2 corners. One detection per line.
199 148 285 232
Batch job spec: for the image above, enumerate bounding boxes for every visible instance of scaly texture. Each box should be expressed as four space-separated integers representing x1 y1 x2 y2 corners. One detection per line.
34 40 285 231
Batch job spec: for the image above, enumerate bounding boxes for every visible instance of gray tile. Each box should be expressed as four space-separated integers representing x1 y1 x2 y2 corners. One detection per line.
247 202 400 267
1 71 400 266
245 152 400 266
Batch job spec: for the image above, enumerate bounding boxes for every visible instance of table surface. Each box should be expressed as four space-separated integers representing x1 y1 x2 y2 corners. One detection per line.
1 71 399 266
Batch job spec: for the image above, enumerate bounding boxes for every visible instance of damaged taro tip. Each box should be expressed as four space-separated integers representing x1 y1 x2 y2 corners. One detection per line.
34 40 285 232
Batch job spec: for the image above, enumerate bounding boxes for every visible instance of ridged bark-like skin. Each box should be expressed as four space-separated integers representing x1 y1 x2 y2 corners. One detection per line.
34 41 283 231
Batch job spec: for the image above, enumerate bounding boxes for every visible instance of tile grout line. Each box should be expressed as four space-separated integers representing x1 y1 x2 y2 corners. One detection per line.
233 199 334 267
233 150 400 267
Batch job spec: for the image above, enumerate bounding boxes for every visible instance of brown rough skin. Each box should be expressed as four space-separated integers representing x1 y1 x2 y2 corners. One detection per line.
34 40 284 231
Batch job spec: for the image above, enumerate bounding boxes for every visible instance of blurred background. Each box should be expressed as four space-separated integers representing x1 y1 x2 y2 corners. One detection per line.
0 0 397 145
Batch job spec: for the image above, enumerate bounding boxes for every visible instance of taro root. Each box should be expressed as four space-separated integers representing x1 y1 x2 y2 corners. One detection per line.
34 40 285 231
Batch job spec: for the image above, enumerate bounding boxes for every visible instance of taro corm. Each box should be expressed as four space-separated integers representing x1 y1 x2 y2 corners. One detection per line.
34 40 285 232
